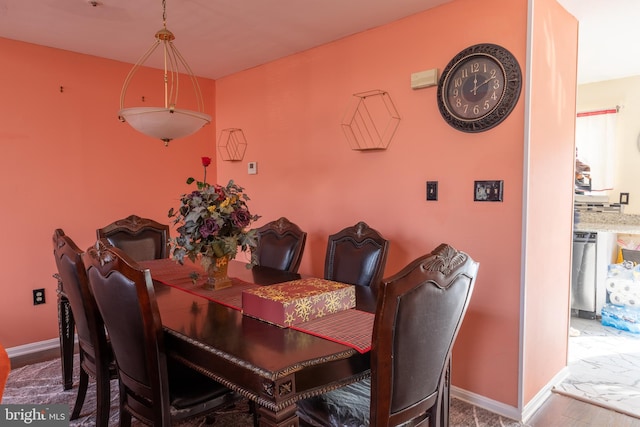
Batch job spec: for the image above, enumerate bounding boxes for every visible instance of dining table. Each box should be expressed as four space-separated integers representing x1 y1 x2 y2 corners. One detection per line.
138 258 377 427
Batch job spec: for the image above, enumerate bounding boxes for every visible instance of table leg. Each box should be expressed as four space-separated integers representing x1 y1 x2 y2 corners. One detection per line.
56 284 75 390
256 403 298 427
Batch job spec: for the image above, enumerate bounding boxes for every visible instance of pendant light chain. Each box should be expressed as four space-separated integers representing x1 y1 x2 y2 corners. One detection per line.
162 0 169 109
162 0 167 28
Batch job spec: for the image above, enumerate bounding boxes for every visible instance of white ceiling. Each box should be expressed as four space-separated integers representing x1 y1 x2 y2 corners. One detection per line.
558 0 640 84
0 0 451 80
0 0 636 84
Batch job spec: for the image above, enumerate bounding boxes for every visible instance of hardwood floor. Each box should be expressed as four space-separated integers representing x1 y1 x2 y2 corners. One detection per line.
528 393 640 427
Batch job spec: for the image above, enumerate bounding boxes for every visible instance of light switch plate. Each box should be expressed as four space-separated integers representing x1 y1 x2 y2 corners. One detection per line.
474 180 503 202
426 181 438 201
248 161 257 175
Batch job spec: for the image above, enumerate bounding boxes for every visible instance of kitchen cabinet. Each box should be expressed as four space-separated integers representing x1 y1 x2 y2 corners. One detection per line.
574 213 640 317
571 231 616 317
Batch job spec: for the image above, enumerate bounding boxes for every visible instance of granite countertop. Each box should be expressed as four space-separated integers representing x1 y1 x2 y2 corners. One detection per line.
575 212 640 234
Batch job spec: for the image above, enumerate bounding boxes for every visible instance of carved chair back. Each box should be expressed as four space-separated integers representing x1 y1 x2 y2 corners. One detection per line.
52 229 114 425
324 221 389 288
84 239 235 426
371 243 479 426
254 217 307 273
97 214 169 262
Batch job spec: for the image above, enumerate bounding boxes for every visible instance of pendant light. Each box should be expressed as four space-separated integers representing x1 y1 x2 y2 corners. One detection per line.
118 0 211 146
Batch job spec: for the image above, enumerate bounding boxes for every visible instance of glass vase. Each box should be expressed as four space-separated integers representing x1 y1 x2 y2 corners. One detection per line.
202 255 232 290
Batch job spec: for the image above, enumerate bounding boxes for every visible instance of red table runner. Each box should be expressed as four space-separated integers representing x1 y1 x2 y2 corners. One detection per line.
139 259 258 310
140 259 373 353
292 309 374 353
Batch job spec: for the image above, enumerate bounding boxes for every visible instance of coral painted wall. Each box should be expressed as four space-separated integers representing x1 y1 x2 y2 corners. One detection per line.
0 37 216 348
216 0 528 407
523 0 578 406
216 0 575 413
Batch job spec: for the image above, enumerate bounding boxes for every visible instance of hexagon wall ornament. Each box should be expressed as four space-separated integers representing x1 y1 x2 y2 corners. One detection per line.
217 128 247 161
341 90 401 151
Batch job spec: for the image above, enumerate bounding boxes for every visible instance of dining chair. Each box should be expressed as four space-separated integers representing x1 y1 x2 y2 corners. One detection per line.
324 221 389 289
96 214 169 262
297 243 479 427
84 239 238 426
52 229 116 426
0 341 9 401
254 217 307 273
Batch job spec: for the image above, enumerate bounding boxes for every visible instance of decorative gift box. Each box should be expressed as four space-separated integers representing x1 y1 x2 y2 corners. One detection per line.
242 278 355 327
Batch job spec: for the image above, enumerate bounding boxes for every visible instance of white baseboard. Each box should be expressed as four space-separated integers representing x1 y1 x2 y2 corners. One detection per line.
452 366 572 423
452 386 521 421
6 338 67 359
521 366 570 422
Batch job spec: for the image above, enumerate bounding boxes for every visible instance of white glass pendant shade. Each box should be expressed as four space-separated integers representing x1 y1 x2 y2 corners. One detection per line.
118 1 210 146
118 107 211 146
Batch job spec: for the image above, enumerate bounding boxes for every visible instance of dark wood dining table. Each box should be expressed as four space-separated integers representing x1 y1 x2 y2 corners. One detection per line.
143 259 377 427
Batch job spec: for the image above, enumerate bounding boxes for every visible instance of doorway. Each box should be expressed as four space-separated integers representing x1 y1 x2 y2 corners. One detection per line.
558 0 640 417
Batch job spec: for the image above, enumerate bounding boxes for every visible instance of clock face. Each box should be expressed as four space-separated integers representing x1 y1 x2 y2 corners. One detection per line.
437 44 522 132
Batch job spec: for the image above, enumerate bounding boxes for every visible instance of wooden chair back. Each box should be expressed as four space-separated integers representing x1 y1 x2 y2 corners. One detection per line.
97 214 169 261
52 229 114 425
84 239 235 426
254 217 307 273
324 221 389 288
371 243 479 426
85 239 171 425
53 230 110 370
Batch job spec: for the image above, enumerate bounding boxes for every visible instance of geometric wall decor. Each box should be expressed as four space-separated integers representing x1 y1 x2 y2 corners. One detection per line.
341 90 401 150
217 128 247 161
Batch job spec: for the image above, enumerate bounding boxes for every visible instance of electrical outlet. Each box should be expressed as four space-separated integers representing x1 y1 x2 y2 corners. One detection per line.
33 288 45 305
426 181 438 201
620 192 629 205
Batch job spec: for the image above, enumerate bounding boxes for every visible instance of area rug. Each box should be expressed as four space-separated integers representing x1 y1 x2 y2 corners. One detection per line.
2 356 524 426
553 317 640 419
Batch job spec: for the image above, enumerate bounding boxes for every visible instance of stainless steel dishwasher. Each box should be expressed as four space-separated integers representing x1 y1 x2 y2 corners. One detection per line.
571 231 597 319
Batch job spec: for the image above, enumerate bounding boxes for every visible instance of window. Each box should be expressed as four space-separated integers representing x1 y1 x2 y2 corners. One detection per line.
575 108 617 193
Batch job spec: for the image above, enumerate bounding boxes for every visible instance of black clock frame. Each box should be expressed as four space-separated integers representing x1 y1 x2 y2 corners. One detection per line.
437 43 522 133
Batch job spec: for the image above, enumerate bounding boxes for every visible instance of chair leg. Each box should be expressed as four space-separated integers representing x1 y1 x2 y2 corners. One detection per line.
70 368 89 420
95 374 111 427
119 408 132 427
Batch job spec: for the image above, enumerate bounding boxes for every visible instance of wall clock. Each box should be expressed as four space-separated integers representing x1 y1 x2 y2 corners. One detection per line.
437 43 522 133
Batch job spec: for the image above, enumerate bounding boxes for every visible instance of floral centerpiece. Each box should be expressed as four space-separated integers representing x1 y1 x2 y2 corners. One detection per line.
168 157 260 289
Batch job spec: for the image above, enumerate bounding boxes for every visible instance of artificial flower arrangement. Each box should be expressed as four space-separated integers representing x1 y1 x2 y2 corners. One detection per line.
168 157 260 273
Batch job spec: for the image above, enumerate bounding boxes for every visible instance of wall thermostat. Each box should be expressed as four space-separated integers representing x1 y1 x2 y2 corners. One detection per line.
248 161 257 175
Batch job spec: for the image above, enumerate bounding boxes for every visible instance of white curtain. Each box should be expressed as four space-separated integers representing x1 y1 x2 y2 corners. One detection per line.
575 111 616 192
